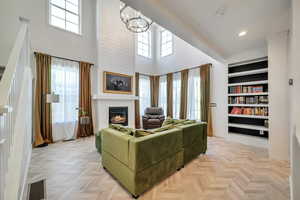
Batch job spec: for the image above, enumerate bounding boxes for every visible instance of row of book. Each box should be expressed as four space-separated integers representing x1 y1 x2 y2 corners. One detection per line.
228 85 264 94
230 107 269 116
228 96 268 104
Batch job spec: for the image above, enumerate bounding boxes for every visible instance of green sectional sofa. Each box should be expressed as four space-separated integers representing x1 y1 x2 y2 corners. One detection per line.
99 121 207 198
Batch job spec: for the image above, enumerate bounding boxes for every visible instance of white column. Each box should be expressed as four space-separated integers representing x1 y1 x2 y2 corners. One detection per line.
290 0 300 199
268 31 290 161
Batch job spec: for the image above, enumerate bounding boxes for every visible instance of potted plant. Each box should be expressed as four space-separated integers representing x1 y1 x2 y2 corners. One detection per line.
76 107 90 125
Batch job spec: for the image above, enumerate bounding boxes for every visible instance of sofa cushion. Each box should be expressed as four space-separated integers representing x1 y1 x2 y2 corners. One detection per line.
177 123 205 147
134 129 154 137
102 128 132 166
162 117 176 126
153 124 175 132
109 124 134 135
128 128 183 172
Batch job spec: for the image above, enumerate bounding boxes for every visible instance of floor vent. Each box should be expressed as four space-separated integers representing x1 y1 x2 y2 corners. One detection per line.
27 179 46 200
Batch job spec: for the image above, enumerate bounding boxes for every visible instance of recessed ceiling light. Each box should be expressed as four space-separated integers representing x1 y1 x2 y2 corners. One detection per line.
238 31 247 37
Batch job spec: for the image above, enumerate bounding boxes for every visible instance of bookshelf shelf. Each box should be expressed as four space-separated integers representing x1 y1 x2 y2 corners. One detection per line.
228 57 269 139
228 114 268 119
228 68 268 78
228 80 268 87
228 104 269 107
228 123 268 131
228 92 268 96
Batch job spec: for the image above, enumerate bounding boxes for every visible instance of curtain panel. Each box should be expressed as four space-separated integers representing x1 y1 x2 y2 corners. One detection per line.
34 52 53 147
180 69 189 119
139 75 151 116
166 73 173 118
51 58 79 141
150 76 160 107
135 73 141 128
77 62 94 138
200 64 213 137
158 75 167 115
187 68 201 120
173 72 181 119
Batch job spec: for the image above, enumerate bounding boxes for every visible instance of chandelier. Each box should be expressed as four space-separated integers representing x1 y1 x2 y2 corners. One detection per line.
120 3 153 33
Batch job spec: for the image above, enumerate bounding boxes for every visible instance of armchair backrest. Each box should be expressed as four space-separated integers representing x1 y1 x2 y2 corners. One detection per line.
144 107 164 116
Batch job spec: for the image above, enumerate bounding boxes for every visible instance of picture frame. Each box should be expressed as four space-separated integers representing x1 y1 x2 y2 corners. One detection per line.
103 71 133 94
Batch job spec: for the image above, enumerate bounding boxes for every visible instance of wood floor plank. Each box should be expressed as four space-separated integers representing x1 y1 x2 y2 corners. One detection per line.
28 137 290 200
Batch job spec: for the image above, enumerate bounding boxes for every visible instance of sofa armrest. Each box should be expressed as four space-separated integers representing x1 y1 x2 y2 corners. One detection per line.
101 128 133 166
128 128 183 172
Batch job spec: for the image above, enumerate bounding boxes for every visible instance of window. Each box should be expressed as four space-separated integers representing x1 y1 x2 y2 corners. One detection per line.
161 29 173 57
139 75 151 116
51 58 79 141
187 68 201 120
49 0 81 34
173 72 181 119
137 31 151 58
158 75 167 115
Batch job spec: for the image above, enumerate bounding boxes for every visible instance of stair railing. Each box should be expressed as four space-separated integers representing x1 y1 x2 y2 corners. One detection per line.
0 18 34 200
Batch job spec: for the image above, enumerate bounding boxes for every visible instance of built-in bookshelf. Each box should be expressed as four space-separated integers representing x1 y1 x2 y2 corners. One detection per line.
228 57 269 138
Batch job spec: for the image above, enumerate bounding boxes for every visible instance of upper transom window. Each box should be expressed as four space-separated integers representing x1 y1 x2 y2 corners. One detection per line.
137 31 151 58
161 30 173 57
49 0 81 34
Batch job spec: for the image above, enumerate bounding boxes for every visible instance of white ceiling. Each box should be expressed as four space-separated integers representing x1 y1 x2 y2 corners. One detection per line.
122 0 291 61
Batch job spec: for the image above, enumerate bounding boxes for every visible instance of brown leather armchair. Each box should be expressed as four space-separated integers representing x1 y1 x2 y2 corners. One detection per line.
142 107 165 129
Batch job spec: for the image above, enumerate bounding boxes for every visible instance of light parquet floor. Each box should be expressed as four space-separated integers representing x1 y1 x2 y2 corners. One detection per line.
28 136 290 200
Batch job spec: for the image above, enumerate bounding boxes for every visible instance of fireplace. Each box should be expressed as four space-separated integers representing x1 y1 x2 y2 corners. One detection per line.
109 107 128 126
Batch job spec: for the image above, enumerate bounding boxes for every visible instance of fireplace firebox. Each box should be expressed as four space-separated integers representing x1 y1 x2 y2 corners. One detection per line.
109 107 128 126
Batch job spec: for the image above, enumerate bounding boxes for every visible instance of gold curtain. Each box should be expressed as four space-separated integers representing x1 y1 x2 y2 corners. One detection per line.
200 64 213 137
34 52 53 147
166 73 173 117
150 76 160 107
180 69 189 119
134 73 141 128
77 62 94 138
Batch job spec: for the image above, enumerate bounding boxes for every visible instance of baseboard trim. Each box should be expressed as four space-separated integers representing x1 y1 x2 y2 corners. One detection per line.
20 147 32 200
290 176 293 200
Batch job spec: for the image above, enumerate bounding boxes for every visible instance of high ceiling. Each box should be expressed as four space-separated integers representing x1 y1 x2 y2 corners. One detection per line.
122 0 290 61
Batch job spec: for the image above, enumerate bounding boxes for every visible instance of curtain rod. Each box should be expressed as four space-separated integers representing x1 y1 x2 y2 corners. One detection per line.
34 52 94 66
138 63 212 77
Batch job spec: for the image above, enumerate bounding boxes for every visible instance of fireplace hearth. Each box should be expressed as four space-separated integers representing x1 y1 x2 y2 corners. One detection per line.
109 107 128 126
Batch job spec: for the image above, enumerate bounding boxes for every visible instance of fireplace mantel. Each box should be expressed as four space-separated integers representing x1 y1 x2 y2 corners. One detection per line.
92 94 137 131
92 94 138 101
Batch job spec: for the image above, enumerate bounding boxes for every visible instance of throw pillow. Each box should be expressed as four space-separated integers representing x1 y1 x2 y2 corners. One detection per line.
162 117 175 126
134 129 154 137
109 124 133 135
153 124 175 132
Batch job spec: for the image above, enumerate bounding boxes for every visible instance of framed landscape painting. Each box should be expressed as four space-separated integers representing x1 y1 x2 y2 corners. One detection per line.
103 71 133 94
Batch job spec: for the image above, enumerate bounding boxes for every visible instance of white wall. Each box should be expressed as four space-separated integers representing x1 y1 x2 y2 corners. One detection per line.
290 0 300 198
135 26 158 75
0 0 22 66
95 0 135 94
156 33 219 74
226 47 268 64
268 31 290 161
93 0 136 130
24 0 97 63
0 0 97 66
